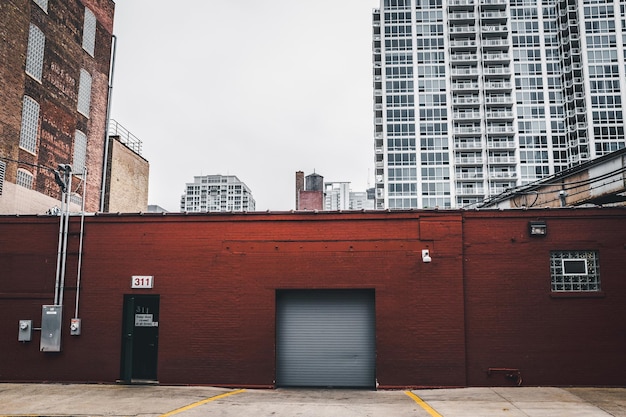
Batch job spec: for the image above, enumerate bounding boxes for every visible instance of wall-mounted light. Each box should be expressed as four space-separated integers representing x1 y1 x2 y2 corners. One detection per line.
529 221 547 236
422 249 432 263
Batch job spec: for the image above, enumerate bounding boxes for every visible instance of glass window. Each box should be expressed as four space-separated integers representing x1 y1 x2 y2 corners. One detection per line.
77 69 92 117
82 7 96 56
73 130 87 174
0 160 5 195
550 251 601 292
19 96 40 154
16 169 34 189
32 0 48 12
26 24 45 81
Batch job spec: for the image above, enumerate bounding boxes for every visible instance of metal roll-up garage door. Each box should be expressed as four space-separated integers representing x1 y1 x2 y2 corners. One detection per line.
276 289 375 388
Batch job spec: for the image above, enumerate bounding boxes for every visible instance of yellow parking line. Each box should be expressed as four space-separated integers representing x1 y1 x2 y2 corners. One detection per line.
160 388 246 417
405 391 443 417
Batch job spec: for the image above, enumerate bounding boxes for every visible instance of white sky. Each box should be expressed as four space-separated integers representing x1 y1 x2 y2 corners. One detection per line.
111 1 380 212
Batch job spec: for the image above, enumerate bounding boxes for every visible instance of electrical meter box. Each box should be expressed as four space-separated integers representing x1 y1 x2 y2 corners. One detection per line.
40 305 62 352
18 320 32 342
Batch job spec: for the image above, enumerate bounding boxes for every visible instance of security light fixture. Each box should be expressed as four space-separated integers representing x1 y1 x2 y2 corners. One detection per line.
529 221 547 236
422 249 432 263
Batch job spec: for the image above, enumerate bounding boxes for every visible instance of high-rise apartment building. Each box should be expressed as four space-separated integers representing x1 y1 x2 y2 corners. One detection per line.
373 0 626 209
180 175 256 212
0 0 115 214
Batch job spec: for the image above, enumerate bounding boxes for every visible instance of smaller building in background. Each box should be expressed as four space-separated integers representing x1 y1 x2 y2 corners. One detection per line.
295 171 324 211
297 171 376 211
180 174 255 213
102 120 149 213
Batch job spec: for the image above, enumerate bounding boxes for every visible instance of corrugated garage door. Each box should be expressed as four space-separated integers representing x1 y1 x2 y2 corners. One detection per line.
276 289 375 388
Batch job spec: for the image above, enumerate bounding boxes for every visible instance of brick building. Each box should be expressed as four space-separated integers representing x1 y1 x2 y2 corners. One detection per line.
0 0 115 214
1 208 624 387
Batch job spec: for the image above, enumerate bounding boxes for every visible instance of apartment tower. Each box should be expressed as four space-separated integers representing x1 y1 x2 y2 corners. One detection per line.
373 0 626 209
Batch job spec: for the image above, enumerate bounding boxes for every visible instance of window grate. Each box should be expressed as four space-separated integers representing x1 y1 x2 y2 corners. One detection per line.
16 169 33 189
26 24 45 81
82 7 96 56
33 0 48 12
77 69 92 117
550 250 600 292
73 130 87 174
19 96 40 154
0 160 5 195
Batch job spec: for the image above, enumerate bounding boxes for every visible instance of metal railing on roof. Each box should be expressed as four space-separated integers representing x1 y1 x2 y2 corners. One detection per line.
108 119 142 155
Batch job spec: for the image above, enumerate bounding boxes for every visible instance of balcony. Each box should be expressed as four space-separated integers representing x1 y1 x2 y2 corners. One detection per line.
452 95 481 105
450 53 479 62
452 82 480 91
449 12 476 20
453 111 482 120
449 39 478 49
454 127 483 136
450 26 478 34
488 155 516 164
485 96 513 104
455 156 484 164
487 140 516 149
486 125 515 134
485 110 514 119
484 81 513 91
457 187 486 195
454 138 483 148
451 67 480 77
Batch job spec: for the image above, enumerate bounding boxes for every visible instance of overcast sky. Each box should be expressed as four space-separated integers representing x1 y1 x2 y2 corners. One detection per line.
110 1 379 212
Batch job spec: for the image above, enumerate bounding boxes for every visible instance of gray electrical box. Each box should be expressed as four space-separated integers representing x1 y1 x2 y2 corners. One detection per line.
40 305 62 352
18 320 32 342
70 318 81 336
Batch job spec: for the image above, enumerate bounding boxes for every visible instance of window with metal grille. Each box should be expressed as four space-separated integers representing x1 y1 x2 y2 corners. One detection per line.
16 169 33 189
19 96 40 154
82 7 96 56
0 160 5 195
550 250 600 292
33 0 48 12
73 130 87 174
26 24 45 81
77 69 92 117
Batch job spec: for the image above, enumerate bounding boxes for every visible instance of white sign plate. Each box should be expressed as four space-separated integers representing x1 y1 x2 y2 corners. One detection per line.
135 314 158 327
131 275 154 289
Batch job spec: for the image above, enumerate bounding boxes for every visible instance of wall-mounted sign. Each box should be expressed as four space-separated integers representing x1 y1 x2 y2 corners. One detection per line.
131 275 154 289
135 313 158 327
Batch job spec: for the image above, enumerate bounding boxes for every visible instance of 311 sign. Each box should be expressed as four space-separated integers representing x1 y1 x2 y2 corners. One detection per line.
131 275 154 289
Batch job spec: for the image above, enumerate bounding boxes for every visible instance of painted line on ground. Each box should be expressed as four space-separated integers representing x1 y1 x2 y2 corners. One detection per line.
159 388 246 417
405 391 444 417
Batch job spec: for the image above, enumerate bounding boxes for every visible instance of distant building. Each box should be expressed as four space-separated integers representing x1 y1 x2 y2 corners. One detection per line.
324 182 350 211
147 205 168 213
102 121 149 213
297 172 376 211
180 174 255 212
349 189 375 210
0 0 115 214
295 171 324 211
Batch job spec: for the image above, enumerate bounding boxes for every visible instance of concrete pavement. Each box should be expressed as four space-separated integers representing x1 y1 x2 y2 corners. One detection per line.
0 383 624 417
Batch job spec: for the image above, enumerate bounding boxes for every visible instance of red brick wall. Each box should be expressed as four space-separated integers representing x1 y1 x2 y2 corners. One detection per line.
463 210 626 386
0 209 625 387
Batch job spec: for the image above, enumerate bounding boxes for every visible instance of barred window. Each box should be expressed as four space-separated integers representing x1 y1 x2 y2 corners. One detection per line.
33 0 48 12
550 251 601 292
16 169 34 189
82 7 96 56
0 160 5 195
19 96 40 153
26 24 45 81
73 130 87 174
77 69 92 117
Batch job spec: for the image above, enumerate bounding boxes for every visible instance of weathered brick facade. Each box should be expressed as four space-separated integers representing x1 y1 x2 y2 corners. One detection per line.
0 0 114 214
0 208 624 387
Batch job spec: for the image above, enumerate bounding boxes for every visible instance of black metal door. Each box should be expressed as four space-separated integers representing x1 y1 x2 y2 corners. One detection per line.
121 295 160 382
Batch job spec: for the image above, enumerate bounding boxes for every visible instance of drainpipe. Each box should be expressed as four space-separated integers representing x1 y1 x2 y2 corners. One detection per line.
100 34 117 212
